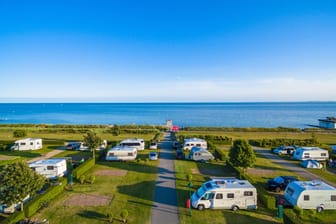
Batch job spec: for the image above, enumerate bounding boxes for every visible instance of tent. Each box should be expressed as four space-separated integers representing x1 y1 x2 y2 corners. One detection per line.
300 160 323 169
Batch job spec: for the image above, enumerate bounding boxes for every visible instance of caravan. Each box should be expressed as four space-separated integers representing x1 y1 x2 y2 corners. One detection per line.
106 146 137 161
189 147 214 162
292 147 329 161
182 138 207 150
119 138 145 150
284 180 336 212
191 178 257 211
29 158 67 179
11 138 42 151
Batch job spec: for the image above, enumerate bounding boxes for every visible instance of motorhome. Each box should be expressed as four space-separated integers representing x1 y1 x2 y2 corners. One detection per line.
292 147 329 161
105 146 137 161
119 138 145 150
191 178 257 211
29 158 67 179
284 180 336 212
11 138 42 151
189 147 214 161
182 138 207 150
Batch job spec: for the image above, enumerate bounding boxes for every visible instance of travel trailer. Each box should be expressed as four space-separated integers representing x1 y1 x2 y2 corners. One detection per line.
11 138 42 151
182 138 207 150
189 147 214 161
105 146 137 161
0 195 30 214
119 138 145 150
29 158 67 179
292 147 329 161
284 180 336 212
191 178 257 211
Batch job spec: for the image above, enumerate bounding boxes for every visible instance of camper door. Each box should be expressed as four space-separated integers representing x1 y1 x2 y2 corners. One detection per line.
199 192 214 209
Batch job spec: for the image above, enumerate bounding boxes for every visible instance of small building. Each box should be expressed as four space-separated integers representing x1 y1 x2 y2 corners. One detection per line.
29 158 67 179
318 117 336 129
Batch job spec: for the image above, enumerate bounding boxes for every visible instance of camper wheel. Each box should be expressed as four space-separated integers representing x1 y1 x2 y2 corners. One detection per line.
232 205 239 211
316 206 324 213
197 204 205 210
275 187 281 193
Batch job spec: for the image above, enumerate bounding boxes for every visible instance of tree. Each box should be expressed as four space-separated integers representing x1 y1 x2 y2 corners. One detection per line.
83 131 102 159
229 139 256 173
0 161 45 211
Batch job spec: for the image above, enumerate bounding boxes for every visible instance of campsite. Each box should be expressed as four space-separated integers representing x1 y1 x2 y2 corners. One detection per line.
1 125 336 223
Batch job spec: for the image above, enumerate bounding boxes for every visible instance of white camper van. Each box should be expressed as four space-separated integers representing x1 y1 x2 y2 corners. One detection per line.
119 138 145 150
191 178 257 211
29 158 67 179
182 138 207 151
284 180 336 212
292 147 329 161
189 147 214 162
11 138 42 151
106 146 137 161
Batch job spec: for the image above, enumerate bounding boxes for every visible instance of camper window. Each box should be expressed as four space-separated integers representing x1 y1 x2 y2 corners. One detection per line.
30 142 34 145
215 193 223 199
47 166 54 170
321 153 327 156
201 192 214 200
20 142 26 146
244 191 253 196
128 152 133 156
331 195 336 201
304 153 310 158
303 195 310 201
227 193 234 199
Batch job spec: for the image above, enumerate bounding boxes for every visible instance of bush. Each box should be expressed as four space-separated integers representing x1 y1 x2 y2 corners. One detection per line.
72 158 95 180
80 175 86 184
13 129 27 138
89 175 96 184
24 178 66 217
120 209 129 224
2 211 25 224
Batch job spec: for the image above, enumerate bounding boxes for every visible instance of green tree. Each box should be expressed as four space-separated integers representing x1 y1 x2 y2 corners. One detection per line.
13 129 27 138
0 161 45 211
83 131 102 159
120 209 129 224
229 139 256 173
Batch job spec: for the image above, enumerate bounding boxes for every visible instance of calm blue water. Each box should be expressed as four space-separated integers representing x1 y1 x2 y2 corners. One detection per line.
0 102 335 128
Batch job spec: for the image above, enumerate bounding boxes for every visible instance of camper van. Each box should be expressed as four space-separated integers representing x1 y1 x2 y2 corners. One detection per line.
292 147 329 161
29 158 67 179
189 147 214 162
182 138 207 151
191 178 257 211
119 138 145 150
11 138 42 151
284 180 336 212
106 146 137 161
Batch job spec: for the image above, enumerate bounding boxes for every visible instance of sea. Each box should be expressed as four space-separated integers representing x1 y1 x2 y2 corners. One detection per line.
0 102 335 128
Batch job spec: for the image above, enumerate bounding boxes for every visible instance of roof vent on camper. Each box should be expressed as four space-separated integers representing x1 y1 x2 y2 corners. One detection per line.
311 180 322 186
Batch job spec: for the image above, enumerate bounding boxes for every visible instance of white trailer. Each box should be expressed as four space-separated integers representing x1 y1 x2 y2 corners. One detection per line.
106 146 137 161
191 178 257 211
182 138 207 150
119 138 145 150
29 158 67 179
284 180 336 212
11 138 42 151
292 147 329 161
0 195 30 214
189 147 214 161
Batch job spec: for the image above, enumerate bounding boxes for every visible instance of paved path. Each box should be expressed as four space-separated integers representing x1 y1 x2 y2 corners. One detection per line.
151 132 179 224
254 147 336 188
28 149 64 163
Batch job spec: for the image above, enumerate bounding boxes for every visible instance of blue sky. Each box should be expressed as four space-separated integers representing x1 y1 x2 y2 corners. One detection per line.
0 0 335 102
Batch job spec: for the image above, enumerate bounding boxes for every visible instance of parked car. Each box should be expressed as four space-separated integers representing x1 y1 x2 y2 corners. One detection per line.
266 176 298 192
273 146 296 155
149 151 158 160
149 142 158 150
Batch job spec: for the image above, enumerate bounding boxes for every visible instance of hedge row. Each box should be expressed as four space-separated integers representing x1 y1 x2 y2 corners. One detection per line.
249 138 318 148
1 211 25 224
180 126 302 132
24 178 67 218
72 158 95 180
178 135 232 145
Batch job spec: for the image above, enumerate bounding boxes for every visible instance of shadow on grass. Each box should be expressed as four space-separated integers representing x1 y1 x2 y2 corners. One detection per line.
77 209 106 221
253 164 290 173
223 210 277 224
98 160 160 174
0 150 42 158
196 162 238 178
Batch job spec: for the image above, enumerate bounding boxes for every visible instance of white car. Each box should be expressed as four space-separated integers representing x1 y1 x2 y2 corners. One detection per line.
149 142 158 150
149 151 158 160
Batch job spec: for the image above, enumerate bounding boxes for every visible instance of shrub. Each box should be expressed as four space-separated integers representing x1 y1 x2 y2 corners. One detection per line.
89 175 96 184
2 211 25 224
72 158 95 180
120 209 129 224
13 129 27 138
80 175 86 184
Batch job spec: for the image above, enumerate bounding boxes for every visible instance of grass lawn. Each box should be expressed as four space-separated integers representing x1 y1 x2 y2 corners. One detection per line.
174 159 282 224
31 157 158 224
